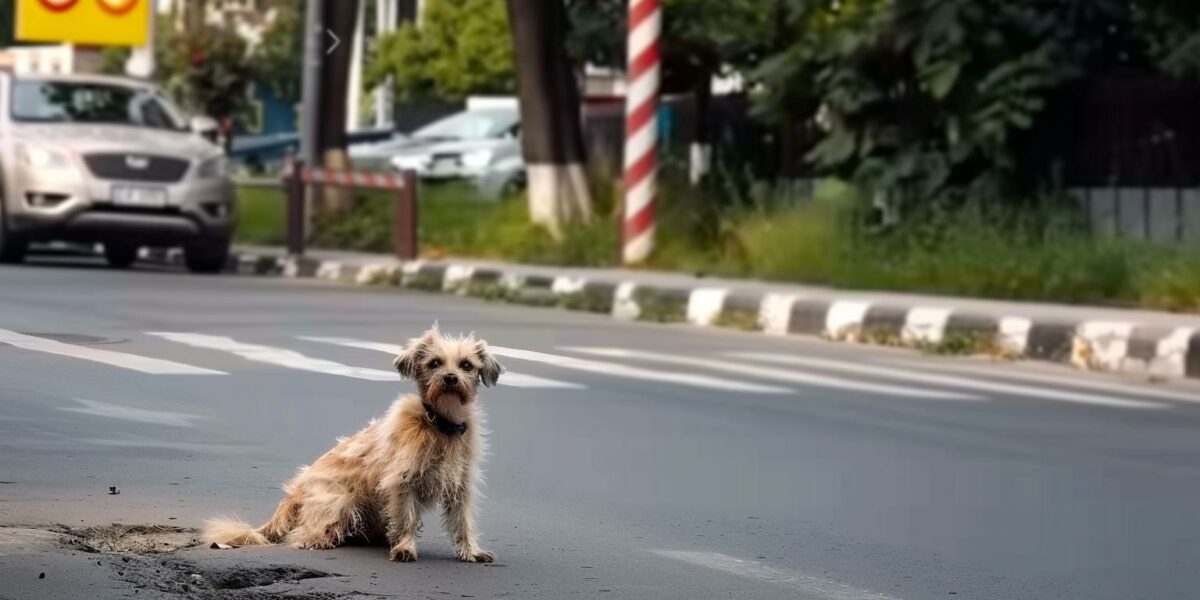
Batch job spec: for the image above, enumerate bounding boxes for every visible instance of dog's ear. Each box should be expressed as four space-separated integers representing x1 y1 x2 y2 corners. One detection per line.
473 340 504 388
394 329 435 380
393 343 420 380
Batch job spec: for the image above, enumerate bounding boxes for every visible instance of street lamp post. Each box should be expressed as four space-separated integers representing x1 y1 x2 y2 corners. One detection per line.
299 0 324 166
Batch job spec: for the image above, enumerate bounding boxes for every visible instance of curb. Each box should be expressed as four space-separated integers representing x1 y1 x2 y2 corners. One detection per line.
149 249 1200 382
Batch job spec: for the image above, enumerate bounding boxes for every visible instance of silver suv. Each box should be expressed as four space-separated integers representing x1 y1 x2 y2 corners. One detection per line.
0 72 235 272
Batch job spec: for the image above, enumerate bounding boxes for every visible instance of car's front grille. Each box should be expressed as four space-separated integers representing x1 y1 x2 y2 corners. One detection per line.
82 153 190 183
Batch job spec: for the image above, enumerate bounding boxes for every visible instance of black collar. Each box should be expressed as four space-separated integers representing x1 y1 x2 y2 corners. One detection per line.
423 404 468 436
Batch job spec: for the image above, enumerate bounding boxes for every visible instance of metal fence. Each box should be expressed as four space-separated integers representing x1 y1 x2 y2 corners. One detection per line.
1052 75 1200 249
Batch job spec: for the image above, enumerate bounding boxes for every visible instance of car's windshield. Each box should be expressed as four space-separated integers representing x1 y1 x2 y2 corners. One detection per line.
413 110 518 140
10 80 187 131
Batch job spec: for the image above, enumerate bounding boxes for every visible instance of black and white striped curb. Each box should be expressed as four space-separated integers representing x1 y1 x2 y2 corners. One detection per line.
144 249 1200 381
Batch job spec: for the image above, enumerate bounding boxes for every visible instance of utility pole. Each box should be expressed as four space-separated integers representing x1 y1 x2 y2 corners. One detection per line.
345 0 365 132
299 0 324 165
374 0 397 128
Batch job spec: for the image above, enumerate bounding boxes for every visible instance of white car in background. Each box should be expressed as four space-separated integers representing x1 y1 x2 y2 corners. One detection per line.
349 108 524 198
0 72 234 272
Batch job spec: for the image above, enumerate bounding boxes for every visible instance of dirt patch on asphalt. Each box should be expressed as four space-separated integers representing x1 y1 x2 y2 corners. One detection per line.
53 523 201 554
117 557 340 599
0 524 365 599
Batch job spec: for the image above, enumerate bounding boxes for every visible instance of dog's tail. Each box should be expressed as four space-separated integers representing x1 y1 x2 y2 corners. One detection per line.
203 496 300 547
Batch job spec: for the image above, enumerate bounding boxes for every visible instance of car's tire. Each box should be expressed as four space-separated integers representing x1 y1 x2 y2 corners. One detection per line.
103 243 139 269
184 238 231 274
0 218 27 264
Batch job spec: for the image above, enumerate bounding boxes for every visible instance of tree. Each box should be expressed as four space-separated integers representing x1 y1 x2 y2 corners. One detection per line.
506 0 594 234
752 0 1154 212
365 0 515 101
316 0 362 216
253 0 305 104
160 25 255 126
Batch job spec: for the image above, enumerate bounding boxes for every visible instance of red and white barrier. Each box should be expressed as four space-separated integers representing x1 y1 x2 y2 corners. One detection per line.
282 164 411 191
622 0 661 264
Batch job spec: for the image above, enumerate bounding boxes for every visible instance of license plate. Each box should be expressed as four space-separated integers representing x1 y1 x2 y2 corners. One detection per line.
111 186 168 208
431 157 458 172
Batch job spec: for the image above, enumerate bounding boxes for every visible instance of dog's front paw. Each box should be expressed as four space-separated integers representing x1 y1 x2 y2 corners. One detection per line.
389 546 418 562
458 549 495 563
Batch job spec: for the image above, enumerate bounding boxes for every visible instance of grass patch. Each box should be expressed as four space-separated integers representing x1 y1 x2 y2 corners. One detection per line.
240 175 1200 314
234 186 287 246
918 331 1005 357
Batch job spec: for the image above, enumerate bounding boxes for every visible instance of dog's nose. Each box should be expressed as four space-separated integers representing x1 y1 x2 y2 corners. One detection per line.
443 373 459 386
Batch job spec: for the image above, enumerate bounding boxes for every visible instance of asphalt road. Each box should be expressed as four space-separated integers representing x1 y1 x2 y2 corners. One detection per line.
2 256 1200 600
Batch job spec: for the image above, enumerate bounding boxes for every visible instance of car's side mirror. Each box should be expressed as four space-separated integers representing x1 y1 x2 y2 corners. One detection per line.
190 115 219 138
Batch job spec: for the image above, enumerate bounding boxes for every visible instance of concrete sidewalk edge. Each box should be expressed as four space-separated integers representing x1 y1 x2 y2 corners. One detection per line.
144 248 1200 382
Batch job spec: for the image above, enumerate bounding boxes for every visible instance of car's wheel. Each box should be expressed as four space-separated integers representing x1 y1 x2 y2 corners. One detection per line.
500 171 527 198
184 238 230 274
0 217 27 264
103 243 139 269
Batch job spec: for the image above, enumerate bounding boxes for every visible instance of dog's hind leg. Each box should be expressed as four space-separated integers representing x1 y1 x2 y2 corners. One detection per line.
286 487 359 550
384 491 422 562
258 495 300 543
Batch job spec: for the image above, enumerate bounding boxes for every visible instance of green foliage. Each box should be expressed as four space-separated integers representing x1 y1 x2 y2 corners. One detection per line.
160 25 254 120
239 177 1200 312
753 0 1177 208
252 0 304 104
365 0 514 101
567 0 771 92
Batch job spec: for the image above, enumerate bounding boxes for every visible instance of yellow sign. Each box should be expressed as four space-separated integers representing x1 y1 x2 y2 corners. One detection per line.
17 0 149 46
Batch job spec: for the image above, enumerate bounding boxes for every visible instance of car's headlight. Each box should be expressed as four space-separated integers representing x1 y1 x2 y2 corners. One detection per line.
18 144 72 170
197 155 227 179
461 149 494 169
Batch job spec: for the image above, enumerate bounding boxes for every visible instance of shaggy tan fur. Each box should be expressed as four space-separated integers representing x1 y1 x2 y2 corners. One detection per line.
203 324 502 563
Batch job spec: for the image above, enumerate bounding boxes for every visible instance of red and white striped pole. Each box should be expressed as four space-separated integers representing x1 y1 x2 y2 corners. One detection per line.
622 0 661 264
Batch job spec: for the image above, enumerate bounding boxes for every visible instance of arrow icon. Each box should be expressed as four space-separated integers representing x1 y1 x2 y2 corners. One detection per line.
326 29 340 55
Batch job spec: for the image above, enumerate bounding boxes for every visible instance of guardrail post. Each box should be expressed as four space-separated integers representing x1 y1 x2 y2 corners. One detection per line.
285 160 306 256
394 170 418 260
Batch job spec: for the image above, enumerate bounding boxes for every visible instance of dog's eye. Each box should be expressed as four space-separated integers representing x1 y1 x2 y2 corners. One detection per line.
459 360 473 371
428 358 442 369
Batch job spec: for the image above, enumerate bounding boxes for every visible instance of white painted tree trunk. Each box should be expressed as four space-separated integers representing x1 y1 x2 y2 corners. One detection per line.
506 0 594 237
526 164 593 237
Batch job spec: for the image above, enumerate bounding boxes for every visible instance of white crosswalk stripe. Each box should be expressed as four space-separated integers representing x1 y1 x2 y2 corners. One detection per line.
894 359 1200 404
146 332 397 381
0 328 225 375
299 337 585 389
484 346 791 394
731 352 1170 410
567 348 983 401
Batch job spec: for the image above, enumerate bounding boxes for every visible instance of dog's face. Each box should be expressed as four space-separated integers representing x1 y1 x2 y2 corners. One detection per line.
393 324 503 406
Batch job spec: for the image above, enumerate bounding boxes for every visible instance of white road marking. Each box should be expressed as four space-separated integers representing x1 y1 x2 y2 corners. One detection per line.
894 359 1200 404
487 346 791 394
686 288 728 326
732 352 1170 410
567 348 982 401
299 337 585 389
759 293 800 335
902 307 951 344
825 300 871 341
997 317 1032 356
651 550 898 600
60 398 205 428
147 332 397 381
0 329 225 375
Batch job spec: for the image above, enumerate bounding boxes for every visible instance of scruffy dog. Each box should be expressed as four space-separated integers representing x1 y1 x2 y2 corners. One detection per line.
203 324 502 563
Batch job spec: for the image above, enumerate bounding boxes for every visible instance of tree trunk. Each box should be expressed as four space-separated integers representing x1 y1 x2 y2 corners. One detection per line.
505 0 594 237
317 0 361 216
